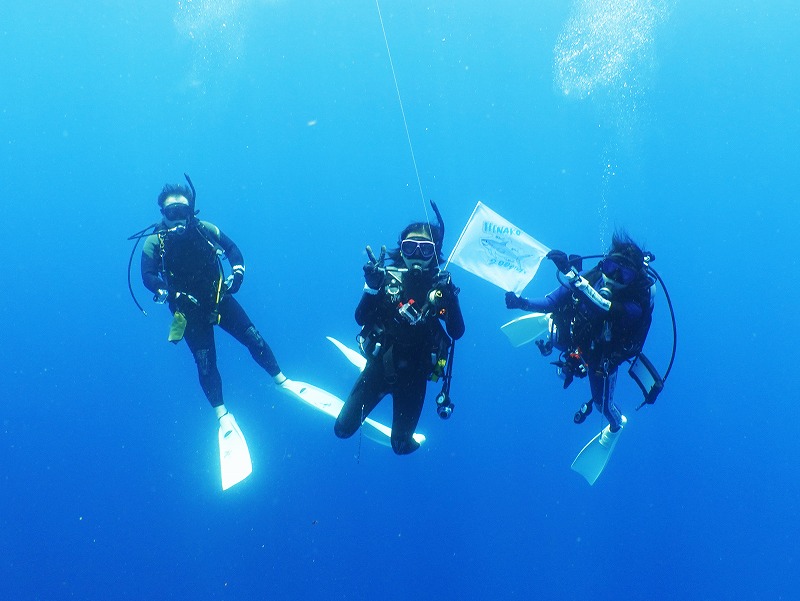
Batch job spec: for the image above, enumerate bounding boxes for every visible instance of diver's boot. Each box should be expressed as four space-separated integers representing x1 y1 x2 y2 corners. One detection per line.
273 372 287 386
599 415 627 448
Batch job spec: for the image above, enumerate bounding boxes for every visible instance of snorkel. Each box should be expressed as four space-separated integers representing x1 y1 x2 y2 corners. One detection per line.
184 172 197 208
430 199 444 235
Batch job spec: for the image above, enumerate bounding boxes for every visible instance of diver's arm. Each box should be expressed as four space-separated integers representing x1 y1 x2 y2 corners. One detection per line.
203 222 245 269
573 274 643 320
516 296 556 312
572 275 611 312
512 285 570 313
429 270 464 339
546 251 612 312
443 292 465 340
356 253 388 325
354 292 381 326
202 222 245 291
217 231 244 269
140 235 166 294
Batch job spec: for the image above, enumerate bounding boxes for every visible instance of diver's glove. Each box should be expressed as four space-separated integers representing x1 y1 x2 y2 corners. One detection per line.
430 272 459 307
505 291 526 310
363 245 386 291
433 271 457 297
225 265 245 294
434 270 452 288
154 289 169 304
546 250 572 275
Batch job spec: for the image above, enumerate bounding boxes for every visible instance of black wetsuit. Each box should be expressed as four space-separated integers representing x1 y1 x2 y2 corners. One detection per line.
141 219 281 407
334 266 465 455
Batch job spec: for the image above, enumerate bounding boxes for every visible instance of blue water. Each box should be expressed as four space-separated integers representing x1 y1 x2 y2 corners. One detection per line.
1 1 797 599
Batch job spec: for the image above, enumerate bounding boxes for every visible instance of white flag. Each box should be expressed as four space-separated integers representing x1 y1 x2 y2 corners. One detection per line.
446 202 550 294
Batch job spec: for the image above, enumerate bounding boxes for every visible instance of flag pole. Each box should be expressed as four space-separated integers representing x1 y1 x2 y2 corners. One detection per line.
445 201 482 271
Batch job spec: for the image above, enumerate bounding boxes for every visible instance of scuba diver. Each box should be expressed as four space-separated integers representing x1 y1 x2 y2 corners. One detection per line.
137 179 287 452
334 201 466 455
505 230 665 483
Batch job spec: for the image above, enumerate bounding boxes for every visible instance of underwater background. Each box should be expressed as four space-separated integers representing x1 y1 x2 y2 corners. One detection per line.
1 1 797 599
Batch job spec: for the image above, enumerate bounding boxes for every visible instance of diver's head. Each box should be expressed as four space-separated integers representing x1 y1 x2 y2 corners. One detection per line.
600 231 646 290
398 225 437 273
158 183 195 231
389 202 445 271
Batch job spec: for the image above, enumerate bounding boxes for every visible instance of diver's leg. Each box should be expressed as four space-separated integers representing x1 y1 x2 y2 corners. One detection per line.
590 369 622 431
183 320 224 409
219 296 284 381
335 362 386 440
388 374 426 455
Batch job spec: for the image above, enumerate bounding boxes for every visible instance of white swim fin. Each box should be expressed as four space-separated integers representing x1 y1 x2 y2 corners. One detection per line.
218 412 253 490
500 312 552 348
326 336 367 371
280 378 426 447
570 415 627 485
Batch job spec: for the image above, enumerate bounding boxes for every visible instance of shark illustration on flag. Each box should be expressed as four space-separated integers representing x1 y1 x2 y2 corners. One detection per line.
446 201 550 294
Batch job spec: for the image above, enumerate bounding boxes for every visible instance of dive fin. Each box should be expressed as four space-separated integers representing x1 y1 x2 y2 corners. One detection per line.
360 415 426 446
218 413 253 490
326 336 367 371
500 313 552 348
280 378 343 420
570 415 627 485
279 378 425 446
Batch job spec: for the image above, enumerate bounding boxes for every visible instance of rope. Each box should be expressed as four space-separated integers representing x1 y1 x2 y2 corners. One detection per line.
374 0 432 229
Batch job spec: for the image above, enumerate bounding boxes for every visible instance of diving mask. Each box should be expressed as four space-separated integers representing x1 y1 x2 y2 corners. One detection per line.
601 256 638 286
401 239 436 260
162 203 192 222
